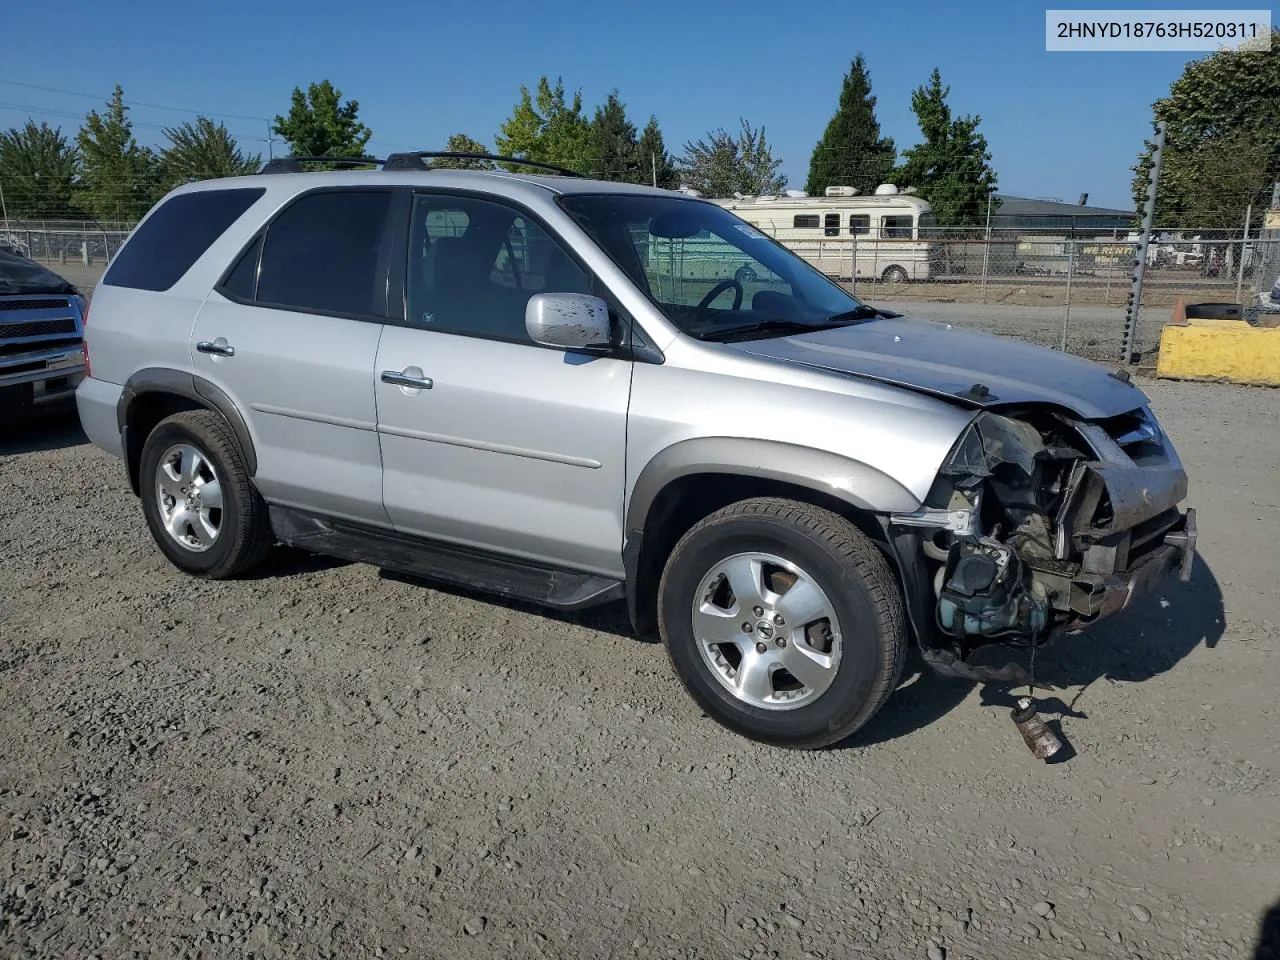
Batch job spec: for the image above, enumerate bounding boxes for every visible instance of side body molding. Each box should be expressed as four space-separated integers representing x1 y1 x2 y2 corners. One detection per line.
626 436 923 536
117 367 257 493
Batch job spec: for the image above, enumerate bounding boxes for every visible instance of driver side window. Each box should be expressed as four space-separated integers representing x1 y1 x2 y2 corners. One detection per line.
644 227 785 311
406 194 592 344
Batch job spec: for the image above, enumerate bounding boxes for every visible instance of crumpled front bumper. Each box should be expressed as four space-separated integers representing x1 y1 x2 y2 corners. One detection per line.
1068 507 1196 620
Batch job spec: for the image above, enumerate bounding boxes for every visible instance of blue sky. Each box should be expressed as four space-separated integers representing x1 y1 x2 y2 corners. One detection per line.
2 0 1205 209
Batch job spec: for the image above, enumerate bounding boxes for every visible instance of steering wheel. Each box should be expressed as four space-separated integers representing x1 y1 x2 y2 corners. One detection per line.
695 278 743 320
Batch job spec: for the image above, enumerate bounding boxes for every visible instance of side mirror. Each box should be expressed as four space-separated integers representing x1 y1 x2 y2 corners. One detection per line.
525 293 612 351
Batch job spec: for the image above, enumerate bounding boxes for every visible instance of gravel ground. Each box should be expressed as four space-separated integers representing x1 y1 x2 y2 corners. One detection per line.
2 378 1278 960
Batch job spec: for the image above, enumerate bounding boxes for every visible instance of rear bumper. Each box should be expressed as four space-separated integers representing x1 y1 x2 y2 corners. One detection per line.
75 375 125 458
1068 507 1197 620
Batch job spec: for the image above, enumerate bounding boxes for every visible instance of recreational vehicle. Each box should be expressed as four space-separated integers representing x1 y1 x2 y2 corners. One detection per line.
713 185 939 283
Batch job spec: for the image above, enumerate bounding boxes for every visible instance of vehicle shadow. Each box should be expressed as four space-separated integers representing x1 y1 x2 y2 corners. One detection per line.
0 409 87 455
377 569 636 638
843 555 1226 749
1253 899 1280 960
247 547 352 580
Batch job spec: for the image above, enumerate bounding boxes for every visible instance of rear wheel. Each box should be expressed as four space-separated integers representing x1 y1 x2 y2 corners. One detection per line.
881 265 909 284
139 410 272 579
658 497 906 748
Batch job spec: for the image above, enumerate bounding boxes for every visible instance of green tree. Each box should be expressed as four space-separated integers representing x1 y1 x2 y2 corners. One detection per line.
636 115 677 188
431 133 494 169
895 69 997 226
0 121 79 218
680 119 785 197
160 117 261 186
588 91 638 181
1132 33 1279 227
76 85 163 221
272 80 372 159
805 55 896 198
494 77 591 172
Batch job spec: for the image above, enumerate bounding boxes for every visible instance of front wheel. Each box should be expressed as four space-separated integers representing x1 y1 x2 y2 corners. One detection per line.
881 265 909 284
658 498 906 748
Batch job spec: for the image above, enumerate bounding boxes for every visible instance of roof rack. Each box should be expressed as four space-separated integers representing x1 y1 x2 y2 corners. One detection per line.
382 151 582 177
257 152 583 178
260 155 385 174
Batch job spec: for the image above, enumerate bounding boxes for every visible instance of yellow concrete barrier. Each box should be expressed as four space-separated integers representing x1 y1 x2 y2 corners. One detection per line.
1156 317 1280 387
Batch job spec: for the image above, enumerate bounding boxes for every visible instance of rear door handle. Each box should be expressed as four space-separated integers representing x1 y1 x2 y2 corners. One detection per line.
197 339 235 357
381 370 433 390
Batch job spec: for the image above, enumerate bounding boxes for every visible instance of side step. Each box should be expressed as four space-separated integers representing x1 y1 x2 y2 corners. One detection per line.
268 506 624 611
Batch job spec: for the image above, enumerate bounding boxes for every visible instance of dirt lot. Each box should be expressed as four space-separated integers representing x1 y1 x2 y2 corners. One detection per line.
2 378 1279 960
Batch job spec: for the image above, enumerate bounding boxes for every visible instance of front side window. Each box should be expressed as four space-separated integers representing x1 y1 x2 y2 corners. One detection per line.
849 215 870 235
406 194 590 343
256 190 393 317
105 188 264 292
560 194 869 341
881 215 913 239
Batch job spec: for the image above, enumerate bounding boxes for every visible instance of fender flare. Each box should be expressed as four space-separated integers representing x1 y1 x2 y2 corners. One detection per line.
117 367 257 493
625 436 921 536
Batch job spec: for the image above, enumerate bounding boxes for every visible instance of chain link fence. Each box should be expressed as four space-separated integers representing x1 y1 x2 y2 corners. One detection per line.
744 223 1275 362
0 219 133 266
3 216 1275 364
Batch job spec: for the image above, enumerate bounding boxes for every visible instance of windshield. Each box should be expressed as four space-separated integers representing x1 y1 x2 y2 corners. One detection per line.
558 194 873 340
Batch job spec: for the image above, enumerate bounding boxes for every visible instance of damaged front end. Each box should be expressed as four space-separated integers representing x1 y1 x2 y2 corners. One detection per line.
886 405 1196 685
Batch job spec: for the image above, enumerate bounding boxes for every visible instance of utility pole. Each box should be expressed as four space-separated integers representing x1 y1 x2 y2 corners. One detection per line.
0 176 9 233
267 123 277 160
1121 121 1166 364
979 190 994 303
652 153 657 189
1235 203 1252 304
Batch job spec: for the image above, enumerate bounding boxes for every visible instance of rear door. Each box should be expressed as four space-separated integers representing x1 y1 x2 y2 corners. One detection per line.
192 188 396 524
374 191 632 575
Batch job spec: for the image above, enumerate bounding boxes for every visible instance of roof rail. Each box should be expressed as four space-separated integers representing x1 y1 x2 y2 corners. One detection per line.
260 156 385 174
381 152 582 177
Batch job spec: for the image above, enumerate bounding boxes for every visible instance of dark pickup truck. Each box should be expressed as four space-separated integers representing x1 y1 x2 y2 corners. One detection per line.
0 249 87 421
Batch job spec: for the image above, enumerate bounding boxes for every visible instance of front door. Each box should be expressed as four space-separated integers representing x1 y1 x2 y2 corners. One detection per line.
375 192 632 575
192 188 395 525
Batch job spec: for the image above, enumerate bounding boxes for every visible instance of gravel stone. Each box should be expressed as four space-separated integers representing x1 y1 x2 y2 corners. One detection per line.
0 380 1273 960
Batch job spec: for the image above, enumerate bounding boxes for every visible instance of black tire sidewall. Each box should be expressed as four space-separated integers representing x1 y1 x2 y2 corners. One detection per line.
660 515 889 747
139 418 246 576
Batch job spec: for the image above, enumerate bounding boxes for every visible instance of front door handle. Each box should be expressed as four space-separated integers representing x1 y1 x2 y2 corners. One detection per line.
196 339 235 357
381 370 433 390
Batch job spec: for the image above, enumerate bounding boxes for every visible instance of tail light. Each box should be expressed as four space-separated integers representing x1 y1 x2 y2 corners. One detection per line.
80 296 91 378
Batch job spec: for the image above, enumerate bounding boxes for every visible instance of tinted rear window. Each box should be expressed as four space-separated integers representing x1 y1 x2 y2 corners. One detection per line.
255 190 392 318
103 188 264 292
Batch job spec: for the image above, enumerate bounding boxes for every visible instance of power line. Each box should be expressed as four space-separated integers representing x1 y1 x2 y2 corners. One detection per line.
0 79 271 123
0 100 269 144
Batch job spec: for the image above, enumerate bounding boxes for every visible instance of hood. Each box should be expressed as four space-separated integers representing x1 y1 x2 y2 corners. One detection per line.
0 250 80 296
728 316 1146 421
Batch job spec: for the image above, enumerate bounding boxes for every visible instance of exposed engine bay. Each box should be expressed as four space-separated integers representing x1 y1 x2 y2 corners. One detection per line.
886 404 1196 685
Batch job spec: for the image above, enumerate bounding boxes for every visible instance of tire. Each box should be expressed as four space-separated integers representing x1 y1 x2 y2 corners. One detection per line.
658 497 906 749
138 409 272 579
881 265 909 284
734 265 758 285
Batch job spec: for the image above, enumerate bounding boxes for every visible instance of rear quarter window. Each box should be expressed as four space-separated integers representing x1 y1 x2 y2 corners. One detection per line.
103 188 265 292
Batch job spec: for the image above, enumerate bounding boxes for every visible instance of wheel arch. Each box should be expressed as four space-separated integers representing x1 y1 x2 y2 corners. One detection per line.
117 368 257 496
623 438 921 637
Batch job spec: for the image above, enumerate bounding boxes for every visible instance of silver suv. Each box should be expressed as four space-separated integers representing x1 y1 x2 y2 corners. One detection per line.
76 154 1196 748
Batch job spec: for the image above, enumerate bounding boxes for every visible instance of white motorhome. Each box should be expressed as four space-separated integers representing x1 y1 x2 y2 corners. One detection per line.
713 185 938 283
